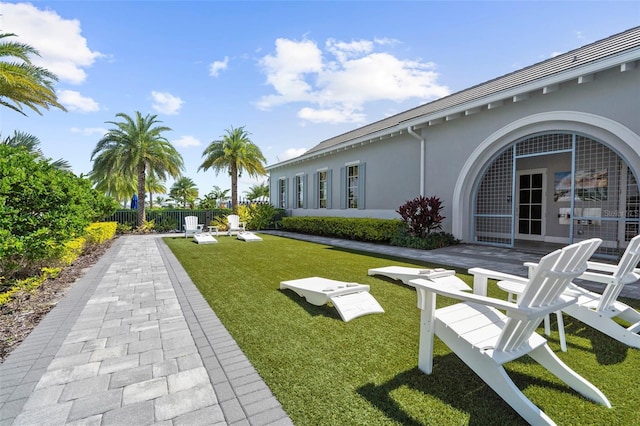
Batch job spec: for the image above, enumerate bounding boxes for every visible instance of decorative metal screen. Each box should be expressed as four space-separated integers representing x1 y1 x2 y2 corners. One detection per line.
474 132 639 256
474 147 513 245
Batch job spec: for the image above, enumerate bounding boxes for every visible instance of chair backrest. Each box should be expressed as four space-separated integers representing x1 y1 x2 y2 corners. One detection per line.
227 214 240 227
596 234 640 311
184 216 198 229
495 238 602 352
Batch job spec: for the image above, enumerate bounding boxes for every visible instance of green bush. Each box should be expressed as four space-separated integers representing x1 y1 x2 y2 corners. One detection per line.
0 145 98 279
281 216 405 243
390 230 460 249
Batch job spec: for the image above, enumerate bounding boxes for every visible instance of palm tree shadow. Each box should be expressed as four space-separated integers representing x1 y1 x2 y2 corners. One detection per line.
357 353 593 426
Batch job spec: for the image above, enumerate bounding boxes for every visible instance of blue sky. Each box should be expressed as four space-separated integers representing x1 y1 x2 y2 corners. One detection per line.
2 1 639 203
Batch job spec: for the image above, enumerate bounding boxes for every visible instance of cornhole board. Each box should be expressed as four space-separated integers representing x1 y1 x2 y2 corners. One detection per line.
280 277 384 322
237 232 262 242
368 267 471 291
194 234 217 244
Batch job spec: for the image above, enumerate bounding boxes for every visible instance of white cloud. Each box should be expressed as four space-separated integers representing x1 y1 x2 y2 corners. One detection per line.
279 148 307 161
151 91 184 115
58 90 100 112
173 135 201 147
1 2 103 85
209 56 229 77
256 37 449 124
70 127 107 136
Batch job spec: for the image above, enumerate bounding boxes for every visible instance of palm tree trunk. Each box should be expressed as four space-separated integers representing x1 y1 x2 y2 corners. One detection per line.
231 163 238 212
137 164 146 227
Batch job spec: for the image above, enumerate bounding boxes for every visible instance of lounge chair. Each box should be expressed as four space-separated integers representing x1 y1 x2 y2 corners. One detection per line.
501 235 640 349
410 238 609 425
280 277 384 322
184 216 203 238
226 214 246 236
368 266 471 291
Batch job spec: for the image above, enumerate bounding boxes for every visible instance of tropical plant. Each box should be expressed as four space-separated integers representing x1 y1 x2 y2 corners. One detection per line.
244 182 269 201
396 195 446 237
0 145 96 279
90 111 184 226
1 130 71 170
145 172 166 209
198 185 229 209
90 170 135 208
169 176 198 208
0 32 67 116
199 126 267 211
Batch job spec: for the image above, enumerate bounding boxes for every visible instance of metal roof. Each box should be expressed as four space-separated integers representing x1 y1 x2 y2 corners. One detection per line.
270 26 639 167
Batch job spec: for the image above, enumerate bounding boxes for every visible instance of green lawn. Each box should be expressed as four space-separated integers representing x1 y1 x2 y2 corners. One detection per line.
165 234 640 426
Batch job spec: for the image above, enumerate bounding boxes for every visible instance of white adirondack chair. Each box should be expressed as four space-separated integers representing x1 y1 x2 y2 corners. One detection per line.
184 216 203 238
520 234 640 349
411 238 609 425
226 214 246 236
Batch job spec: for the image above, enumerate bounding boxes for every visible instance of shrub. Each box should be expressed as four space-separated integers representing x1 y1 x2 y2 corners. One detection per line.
390 230 460 250
247 204 280 230
281 217 405 243
396 195 446 237
0 145 98 280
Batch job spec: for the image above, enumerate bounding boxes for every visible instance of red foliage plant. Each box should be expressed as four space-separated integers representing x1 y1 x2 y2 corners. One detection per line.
396 196 446 238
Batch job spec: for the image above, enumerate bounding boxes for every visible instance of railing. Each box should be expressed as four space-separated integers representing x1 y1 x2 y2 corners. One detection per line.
106 209 232 230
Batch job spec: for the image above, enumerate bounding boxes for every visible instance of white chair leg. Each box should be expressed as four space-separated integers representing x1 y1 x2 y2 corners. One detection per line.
556 312 567 352
529 344 611 407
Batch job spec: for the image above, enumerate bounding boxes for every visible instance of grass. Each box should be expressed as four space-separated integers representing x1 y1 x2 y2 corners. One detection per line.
165 234 640 425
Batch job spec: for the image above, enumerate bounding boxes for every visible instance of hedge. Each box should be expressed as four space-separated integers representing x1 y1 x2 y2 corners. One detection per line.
280 216 406 243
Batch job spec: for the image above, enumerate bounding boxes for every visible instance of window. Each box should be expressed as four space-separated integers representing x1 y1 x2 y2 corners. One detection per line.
295 175 304 208
347 164 358 209
340 163 365 209
318 171 327 208
278 178 287 208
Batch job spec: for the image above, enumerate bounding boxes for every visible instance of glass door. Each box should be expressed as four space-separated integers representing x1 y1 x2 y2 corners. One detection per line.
517 169 546 241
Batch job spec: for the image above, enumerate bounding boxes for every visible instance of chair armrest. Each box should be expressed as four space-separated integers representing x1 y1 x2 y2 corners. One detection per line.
585 261 618 274
578 270 618 285
468 267 528 296
411 278 576 321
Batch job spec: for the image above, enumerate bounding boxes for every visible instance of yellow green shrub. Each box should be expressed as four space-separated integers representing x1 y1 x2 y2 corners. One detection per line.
85 222 117 245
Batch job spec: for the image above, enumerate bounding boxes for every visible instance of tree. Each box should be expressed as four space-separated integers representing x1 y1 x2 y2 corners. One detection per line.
145 172 166 209
91 111 184 226
169 176 198 208
244 182 269 201
199 126 267 211
199 185 230 209
0 32 66 116
1 130 71 170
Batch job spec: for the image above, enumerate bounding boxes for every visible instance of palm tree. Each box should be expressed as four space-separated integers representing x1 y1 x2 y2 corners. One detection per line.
145 172 166 209
199 126 267 211
244 182 269 201
169 176 198 208
0 32 66 116
1 130 71 170
91 111 184 226
90 170 136 207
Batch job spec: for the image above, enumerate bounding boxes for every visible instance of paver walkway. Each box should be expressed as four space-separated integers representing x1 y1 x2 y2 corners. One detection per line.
2 231 639 425
1 235 291 426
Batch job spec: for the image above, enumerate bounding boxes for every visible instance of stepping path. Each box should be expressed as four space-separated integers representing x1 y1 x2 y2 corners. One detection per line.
0 234 291 426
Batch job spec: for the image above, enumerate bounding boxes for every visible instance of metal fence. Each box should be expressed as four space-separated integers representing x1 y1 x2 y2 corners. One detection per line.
106 209 232 231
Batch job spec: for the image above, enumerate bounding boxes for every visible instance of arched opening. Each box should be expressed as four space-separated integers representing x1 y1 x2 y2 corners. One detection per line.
473 132 639 257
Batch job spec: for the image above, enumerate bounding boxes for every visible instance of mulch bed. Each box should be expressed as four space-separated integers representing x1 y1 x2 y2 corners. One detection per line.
0 238 116 362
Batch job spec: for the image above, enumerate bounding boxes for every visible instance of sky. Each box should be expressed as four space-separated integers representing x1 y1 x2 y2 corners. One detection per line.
1 1 639 204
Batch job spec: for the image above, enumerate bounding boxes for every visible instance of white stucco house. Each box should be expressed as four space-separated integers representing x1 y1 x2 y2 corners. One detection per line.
267 27 640 256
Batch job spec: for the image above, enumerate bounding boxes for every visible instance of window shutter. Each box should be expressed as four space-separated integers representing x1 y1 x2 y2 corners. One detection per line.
340 167 346 209
303 174 308 209
326 170 333 209
313 172 319 209
358 162 366 210
292 176 297 210
284 178 289 209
